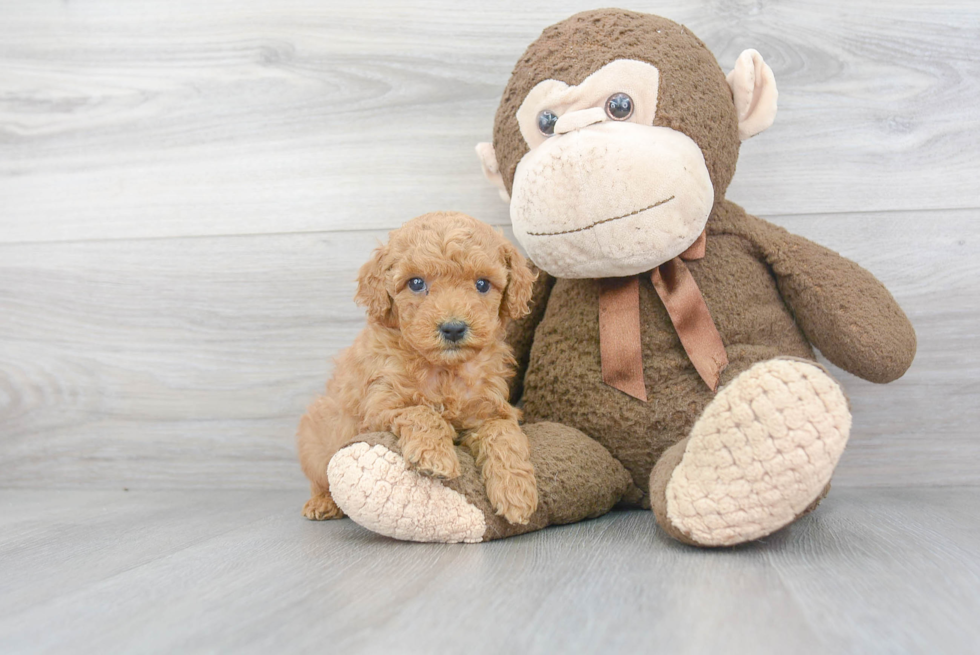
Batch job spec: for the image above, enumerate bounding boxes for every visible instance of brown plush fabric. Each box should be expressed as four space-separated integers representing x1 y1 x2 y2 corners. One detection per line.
505 263 556 404
648 436 698 546
493 9 740 205
510 200 915 506
520 422 635 525
709 208 918 382
345 423 634 542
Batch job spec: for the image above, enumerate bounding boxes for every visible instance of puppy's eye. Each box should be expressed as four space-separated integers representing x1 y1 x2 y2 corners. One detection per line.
605 93 633 120
537 110 558 136
407 277 426 293
475 279 491 294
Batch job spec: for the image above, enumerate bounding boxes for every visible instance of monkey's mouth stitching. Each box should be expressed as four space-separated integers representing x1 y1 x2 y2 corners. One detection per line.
525 196 675 236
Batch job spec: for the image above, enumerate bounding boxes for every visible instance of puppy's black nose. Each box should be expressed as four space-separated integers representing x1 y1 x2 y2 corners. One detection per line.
438 321 468 343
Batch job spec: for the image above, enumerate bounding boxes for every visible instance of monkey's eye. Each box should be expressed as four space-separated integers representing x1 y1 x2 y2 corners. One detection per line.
605 93 634 120
407 277 427 293
475 278 491 294
537 110 558 136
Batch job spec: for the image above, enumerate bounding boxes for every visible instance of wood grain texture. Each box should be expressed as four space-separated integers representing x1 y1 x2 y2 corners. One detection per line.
0 1 977 490
0 210 976 489
0 488 978 653
1 0 978 243
0 490 289 616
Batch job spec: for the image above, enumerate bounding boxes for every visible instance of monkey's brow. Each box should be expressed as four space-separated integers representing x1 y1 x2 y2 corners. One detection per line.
525 196 675 236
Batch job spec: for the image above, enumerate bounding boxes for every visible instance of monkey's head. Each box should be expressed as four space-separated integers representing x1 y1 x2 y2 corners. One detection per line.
477 10 777 278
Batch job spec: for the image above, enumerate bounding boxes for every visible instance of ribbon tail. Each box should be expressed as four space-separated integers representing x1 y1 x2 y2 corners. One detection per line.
679 229 707 260
598 276 647 401
651 258 728 391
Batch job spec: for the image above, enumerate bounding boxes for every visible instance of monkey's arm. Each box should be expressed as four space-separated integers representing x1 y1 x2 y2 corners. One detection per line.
722 205 916 383
505 263 556 403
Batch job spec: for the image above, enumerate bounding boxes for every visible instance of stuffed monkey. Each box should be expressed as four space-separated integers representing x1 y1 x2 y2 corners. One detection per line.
326 9 916 546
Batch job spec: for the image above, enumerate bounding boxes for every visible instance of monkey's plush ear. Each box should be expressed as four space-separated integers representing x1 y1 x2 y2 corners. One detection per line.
475 142 511 203
354 243 396 327
500 240 537 320
726 49 778 141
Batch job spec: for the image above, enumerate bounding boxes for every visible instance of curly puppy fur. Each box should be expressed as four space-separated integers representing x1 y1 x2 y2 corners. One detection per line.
297 212 539 525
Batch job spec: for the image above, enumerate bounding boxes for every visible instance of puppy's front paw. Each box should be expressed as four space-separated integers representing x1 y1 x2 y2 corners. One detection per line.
401 435 461 480
485 465 538 525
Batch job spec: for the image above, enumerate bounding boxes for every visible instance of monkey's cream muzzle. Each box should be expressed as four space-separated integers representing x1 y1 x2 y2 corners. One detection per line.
509 121 713 279
477 53 775 280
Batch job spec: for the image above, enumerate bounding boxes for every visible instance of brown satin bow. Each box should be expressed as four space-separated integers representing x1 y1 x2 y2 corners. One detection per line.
598 231 728 401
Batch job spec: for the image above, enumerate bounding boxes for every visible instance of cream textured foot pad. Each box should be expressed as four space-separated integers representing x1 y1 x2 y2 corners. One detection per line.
327 442 487 544
666 359 851 546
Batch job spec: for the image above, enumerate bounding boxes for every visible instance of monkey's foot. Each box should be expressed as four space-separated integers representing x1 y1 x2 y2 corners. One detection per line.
650 359 851 547
327 435 486 543
328 426 632 543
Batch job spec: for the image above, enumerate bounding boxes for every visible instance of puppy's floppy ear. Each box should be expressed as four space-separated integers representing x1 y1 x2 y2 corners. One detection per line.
354 243 396 327
500 240 537 320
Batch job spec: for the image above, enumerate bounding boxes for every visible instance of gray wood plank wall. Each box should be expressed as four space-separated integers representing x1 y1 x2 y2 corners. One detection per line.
2 1 978 490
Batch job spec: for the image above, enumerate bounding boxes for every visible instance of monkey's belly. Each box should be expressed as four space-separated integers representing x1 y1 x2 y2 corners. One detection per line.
520 275 814 505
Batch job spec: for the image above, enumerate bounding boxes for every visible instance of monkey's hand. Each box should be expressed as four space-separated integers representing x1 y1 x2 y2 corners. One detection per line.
740 210 916 383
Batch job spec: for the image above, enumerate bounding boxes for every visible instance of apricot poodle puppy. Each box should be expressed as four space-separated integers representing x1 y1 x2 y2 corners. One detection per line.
297 211 539 525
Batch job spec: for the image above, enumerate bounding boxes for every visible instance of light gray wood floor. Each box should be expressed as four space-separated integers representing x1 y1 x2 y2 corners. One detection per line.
1 487 978 654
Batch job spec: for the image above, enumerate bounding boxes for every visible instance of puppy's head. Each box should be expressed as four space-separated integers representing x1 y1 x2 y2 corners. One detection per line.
355 211 536 364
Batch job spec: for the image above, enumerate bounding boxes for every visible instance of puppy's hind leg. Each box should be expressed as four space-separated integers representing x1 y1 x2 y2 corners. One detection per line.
297 395 355 520
303 482 344 521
